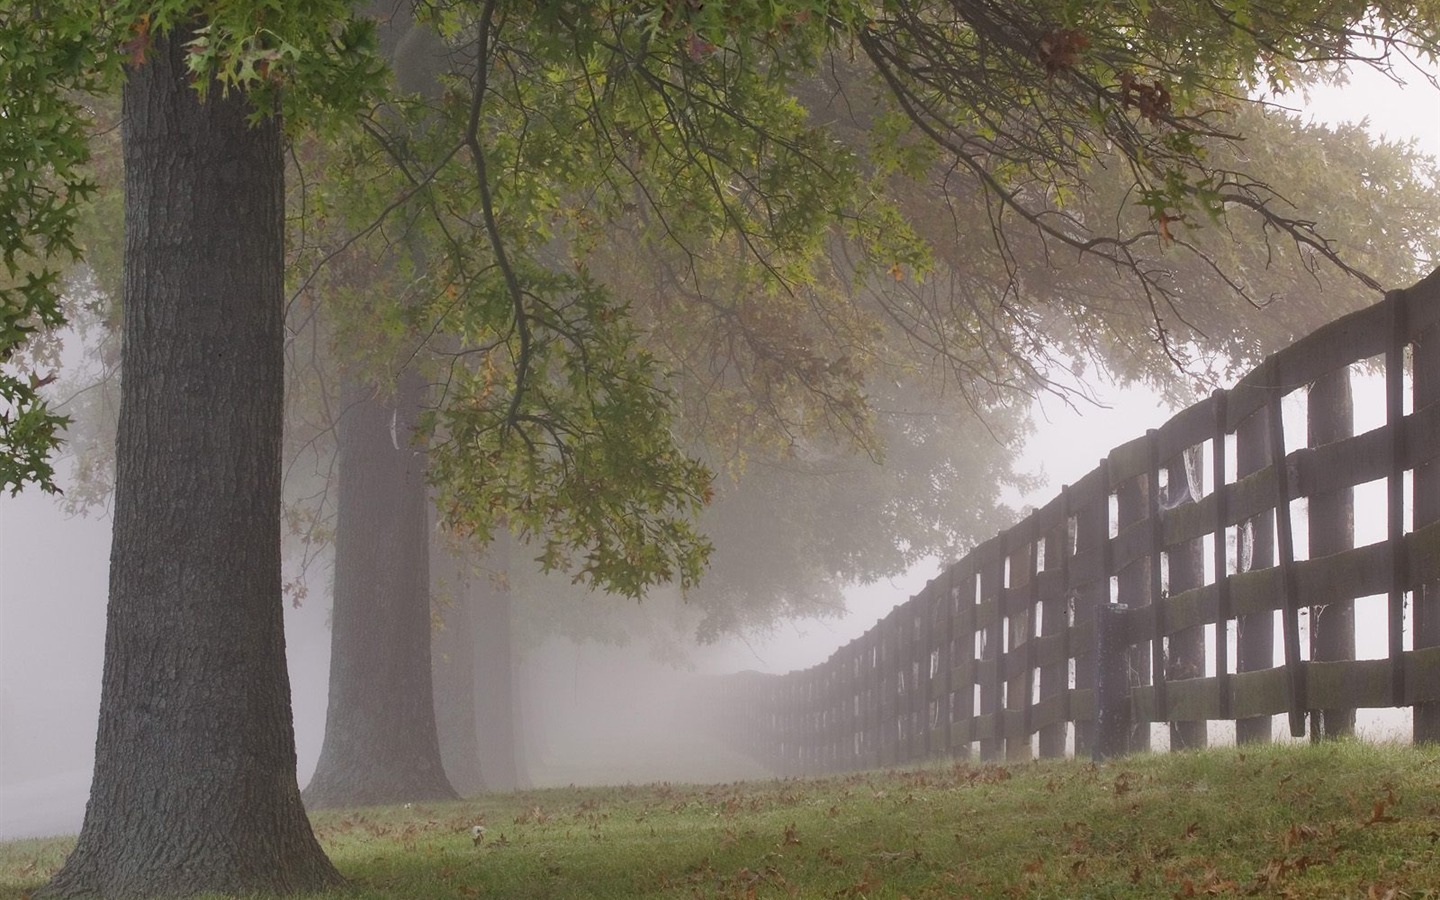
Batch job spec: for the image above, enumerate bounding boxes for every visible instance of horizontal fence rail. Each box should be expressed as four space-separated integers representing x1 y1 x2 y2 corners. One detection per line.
711 269 1440 772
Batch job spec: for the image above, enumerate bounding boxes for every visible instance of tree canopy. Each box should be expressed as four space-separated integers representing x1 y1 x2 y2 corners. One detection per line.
15 0 1440 622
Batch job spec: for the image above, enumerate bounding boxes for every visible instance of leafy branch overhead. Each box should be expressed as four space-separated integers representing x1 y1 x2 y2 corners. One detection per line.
2 0 382 495
7 0 1440 583
0 13 98 493
320 0 1437 587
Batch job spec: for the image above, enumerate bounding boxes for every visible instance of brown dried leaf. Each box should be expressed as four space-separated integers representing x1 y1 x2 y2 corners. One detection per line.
121 15 152 67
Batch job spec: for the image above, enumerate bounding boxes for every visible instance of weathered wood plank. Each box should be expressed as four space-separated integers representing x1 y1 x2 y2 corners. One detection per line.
1156 396 1216 464
1413 517 1440 588
1112 518 1150 574
1030 691 1068 735
1108 432 1152 485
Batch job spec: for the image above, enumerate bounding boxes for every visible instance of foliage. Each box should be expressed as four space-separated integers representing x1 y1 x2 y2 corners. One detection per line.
4 740 1438 898
841 90 1440 401
14 0 1440 603
319 0 1440 606
0 0 389 496
0 10 103 493
510 377 1037 647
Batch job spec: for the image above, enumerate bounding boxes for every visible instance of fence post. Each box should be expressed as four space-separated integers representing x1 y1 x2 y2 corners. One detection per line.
880 612 897 766
1414 272 1440 744
1007 533 1034 761
868 629 882 768
1386 297 1409 708
1308 366 1356 739
1267 367 1308 739
823 664 836 772
1093 603 1131 761
1145 433 1172 736
939 568 956 758
1211 391 1234 723
953 561 977 760
1236 403 1275 745
802 674 811 772
839 647 854 771
1037 491 1071 758
1022 523 1041 758
780 675 794 775
922 580 941 760
979 542 1005 761
1072 469 1109 757
887 610 901 766
1116 454 1152 753
1166 447 1207 749
903 598 920 763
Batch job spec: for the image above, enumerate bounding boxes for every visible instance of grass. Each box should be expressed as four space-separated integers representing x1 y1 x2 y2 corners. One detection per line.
2 740 1437 898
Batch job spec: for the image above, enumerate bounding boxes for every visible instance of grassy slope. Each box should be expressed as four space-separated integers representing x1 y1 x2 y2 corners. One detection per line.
2 740 1436 898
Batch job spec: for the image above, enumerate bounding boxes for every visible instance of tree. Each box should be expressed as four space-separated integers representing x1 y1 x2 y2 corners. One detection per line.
9 3 385 896
38 23 346 898
299 3 462 809
301 374 458 808
433 529 530 792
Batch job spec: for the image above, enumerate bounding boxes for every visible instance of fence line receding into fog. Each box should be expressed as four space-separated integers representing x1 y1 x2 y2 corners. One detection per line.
713 269 1440 772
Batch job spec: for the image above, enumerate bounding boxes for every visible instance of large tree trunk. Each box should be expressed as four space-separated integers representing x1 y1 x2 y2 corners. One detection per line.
303 373 458 809
42 31 341 898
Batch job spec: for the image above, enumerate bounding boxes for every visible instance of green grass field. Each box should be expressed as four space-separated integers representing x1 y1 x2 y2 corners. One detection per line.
3 740 1436 898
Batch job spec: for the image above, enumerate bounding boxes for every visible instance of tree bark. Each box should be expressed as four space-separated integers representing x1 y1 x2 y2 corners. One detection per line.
303 373 458 808
42 30 342 898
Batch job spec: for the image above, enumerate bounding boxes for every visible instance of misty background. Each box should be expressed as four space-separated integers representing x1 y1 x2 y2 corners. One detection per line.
2 64 1437 841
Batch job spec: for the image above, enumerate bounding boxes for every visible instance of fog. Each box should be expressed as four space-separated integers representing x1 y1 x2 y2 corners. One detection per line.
0 372 1419 840
1 64 1436 841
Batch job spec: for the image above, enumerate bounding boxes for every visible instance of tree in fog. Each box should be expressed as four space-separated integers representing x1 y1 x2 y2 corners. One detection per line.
299 3 461 811
7 3 1440 895
9 4 382 895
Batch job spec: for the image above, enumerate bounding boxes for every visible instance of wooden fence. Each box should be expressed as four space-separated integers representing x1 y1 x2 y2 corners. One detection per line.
713 269 1440 772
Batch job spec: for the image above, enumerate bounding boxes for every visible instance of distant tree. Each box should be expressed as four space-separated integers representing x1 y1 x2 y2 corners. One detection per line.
301 374 459 808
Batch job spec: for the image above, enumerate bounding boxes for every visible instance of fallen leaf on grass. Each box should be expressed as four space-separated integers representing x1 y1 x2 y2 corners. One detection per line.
1282 823 1319 849
1364 799 1398 826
